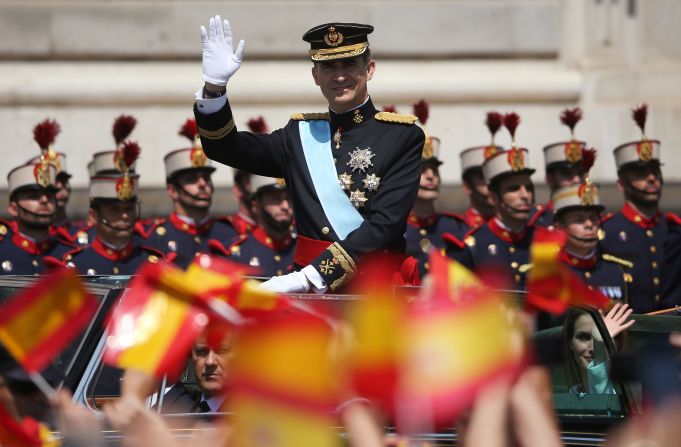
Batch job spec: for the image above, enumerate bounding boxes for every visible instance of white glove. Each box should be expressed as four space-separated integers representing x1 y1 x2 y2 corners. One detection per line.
258 271 311 294
200 15 245 86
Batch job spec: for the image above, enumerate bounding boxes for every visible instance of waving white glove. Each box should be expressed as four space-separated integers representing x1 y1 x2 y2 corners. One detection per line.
258 271 311 294
200 15 245 86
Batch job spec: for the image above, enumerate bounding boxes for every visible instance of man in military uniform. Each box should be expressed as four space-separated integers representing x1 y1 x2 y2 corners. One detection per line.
459 112 503 228
599 105 670 313
139 119 237 268
194 18 424 292
210 175 295 277
65 148 164 275
531 108 587 228
228 169 256 235
449 113 535 289
661 213 681 309
551 156 631 301
0 161 74 274
404 101 467 278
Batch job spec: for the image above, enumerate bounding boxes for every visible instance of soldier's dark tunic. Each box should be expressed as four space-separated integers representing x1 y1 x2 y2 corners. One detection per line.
560 249 631 302
209 226 295 278
599 203 666 313
404 212 468 277
195 97 424 290
661 213 681 309
454 218 535 290
0 220 74 275
529 203 554 228
138 212 237 269
53 221 93 247
65 237 164 276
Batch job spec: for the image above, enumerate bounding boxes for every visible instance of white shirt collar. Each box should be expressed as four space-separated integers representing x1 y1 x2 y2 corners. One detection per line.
200 394 227 412
329 96 370 115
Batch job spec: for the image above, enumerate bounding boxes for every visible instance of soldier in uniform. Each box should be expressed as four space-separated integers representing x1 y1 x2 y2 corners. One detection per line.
210 175 295 277
65 144 164 275
448 113 535 289
551 150 631 301
661 213 681 309
0 161 74 274
532 108 587 228
138 119 237 268
194 18 424 292
26 119 82 245
459 112 503 228
404 100 467 278
599 104 670 313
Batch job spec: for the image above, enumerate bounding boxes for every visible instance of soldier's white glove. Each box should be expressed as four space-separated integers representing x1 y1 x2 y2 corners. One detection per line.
258 271 311 294
200 15 245 86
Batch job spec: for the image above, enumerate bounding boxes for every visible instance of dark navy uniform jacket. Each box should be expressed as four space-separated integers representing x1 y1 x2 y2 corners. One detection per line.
561 249 631 302
599 203 667 313
65 236 164 276
661 213 681 309
195 97 424 290
529 203 554 228
137 212 238 269
209 226 295 278
404 212 468 278
0 220 74 275
450 218 535 290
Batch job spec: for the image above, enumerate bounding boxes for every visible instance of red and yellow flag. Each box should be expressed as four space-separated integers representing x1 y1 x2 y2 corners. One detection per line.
527 227 609 314
0 268 97 372
398 282 526 427
102 261 209 381
229 312 340 447
0 403 59 447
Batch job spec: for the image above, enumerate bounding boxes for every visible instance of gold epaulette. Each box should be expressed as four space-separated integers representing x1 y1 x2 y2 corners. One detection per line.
290 112 330 121
374 112 418 125
602 253 634 269
518 263 533 274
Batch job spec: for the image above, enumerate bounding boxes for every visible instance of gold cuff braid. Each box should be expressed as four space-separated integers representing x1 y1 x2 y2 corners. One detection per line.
198 119 235 140
327 242 357 291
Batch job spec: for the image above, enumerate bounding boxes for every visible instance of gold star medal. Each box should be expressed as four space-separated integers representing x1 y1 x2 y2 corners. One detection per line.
338 172 353 191
347 147 375 173
362 173 381 192
349 189 368 208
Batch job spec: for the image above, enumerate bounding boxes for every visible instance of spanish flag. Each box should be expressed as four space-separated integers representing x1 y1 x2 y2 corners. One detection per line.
229 312 341 447
396 252 527 428
0 403 59 447
428 250 483 302
0 268 97 372
527 227 609 314
102 261 209 381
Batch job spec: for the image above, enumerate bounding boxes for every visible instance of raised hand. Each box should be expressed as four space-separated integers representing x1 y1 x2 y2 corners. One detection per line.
200 15 245 86
600 302 635 339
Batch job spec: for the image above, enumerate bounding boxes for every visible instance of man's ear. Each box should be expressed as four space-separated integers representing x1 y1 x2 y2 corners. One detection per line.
462 180 472 196
7 201 18 218
366 59 376 81
616 177 624 193
311 64 320 86
167 183 179 201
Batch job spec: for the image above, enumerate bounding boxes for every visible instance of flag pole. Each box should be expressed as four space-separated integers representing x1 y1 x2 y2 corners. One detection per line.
29 372 57 398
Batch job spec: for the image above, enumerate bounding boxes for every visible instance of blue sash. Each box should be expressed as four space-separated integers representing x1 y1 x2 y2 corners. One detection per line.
298 120 364 239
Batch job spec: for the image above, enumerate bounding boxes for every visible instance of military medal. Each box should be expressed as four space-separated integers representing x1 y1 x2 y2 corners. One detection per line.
347 147 375 173
362 173 381 192
350 189 368 208
338 172 353 190
333 127 343 149
353 109 363 124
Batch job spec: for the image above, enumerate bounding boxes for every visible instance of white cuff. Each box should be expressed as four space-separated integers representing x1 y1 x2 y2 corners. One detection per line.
194 88 228 115
302 265 328 294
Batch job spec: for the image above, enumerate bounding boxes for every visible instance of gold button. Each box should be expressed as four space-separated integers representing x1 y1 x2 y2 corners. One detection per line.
650 246 657 253
21 240 29 248
511 262 518 269
274 255 281 262
148 255 159 263
276 270 283 276
653 277 660 285
655 294 661 302
106 249 113 255
634 215 642 223
322 226 330 235
652 261 658 269
502 231 510 239
585 271 592 279
182 224 189 230
571 257 578 265
424 262 430 271
194 236 201 244
588 285 594 290
32 260 39 267
508 246 516 254
646 230 654 237
266 237 272 244
419 229 427 236
65 254 72 261
514 274 521 282
113 266 120 274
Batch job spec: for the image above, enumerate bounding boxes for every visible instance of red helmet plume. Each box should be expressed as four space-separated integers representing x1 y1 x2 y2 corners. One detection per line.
560 108 582 135
631 103 648 134
246 116 268 134
412 99 429 125
33 119 61 150
503 112 521 140
113 115 137 146
179 119 198 142
485 112 503 137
